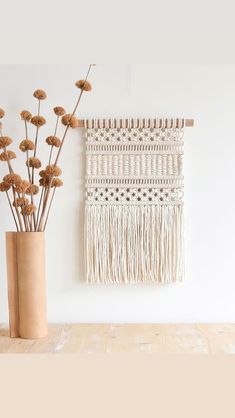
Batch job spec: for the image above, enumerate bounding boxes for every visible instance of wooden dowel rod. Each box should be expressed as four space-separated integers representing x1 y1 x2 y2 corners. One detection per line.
77 118 194 128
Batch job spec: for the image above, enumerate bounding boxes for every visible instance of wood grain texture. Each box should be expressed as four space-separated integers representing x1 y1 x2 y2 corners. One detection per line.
0 324 235 354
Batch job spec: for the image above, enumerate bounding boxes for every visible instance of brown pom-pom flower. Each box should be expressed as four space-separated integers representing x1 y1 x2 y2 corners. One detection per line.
31 116 46 127
19 139 35 152
39 177 50 187
20 110 32 121
0 150 16 161
13 197 29 207
26 157 41 169
46 136 61 148
46 165 62 177
3 174 21 185
26 184 39 195
0 108 5 118
75 80 92 91
33 89 47 100
39 170 47 178
52 178 63 188
0 136 13 149
61 114 79 128
0 181 11 192
53 106 66 116
14 180 31 194
21 204 37 215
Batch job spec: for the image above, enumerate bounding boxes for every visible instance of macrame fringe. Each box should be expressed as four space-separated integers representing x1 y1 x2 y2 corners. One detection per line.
85 204 184 284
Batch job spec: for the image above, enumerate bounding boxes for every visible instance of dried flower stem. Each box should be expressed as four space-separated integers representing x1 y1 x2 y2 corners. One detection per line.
54 64 92 167
36 186 45 230
22 192 29 232
0 130 18 231
12 187 23 231
29 214 33 231
43 187 56 231
5 190 19 231
26 150 31 183
24 120 32 183
31 100 42 230
24 120 28 139
37 64 93 231
32 99 40 183
49 115 59 164
5 157 27 231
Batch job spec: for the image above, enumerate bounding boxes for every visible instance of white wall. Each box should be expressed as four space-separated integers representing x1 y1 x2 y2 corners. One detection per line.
0 64 235 323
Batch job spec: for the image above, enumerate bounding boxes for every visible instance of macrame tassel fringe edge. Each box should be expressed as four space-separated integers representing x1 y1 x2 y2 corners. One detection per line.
85 204 184 284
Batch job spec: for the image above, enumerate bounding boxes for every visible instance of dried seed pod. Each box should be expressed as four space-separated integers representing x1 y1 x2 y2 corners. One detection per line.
33 89 47 100
46 136 61 148
3 174 22 185
13 197 29 207
19 139 35 152
0 108 5 118
46 165 62 177
53 106 66 116
0 136 13 149
0 181 11 192
26 184 39 195
75 80 92 91
21 204 37 215
0 150 16 161
31 115 46 127
20 110 32 121
52 178 63 187
14 180 31 193
26 157 42 169
39 170 46 177
39 177 50 187
61 114 79 128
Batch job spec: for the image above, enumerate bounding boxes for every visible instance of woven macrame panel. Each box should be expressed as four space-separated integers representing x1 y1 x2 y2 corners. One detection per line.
84 119 184 284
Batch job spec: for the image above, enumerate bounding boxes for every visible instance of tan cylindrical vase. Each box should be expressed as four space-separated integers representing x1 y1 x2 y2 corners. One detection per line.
6 232 47 339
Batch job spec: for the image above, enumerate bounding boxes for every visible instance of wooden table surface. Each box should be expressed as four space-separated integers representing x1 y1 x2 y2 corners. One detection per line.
0 324 235 354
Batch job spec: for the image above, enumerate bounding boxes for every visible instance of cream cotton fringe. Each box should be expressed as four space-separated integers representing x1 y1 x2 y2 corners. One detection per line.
84 119 185 284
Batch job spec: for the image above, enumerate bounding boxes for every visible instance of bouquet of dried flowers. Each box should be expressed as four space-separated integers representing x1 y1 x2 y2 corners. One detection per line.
0 65 93 232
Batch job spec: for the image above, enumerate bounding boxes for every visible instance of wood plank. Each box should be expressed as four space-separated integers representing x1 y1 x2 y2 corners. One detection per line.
0 324 235 354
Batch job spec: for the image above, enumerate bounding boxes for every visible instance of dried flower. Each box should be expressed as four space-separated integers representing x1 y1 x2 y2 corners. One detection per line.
33 89 47 100
52 178 63 187
0 181 11 192
0 150 16 161
54 106 66 116
61 114 79 128
21 204 37 215
26 184 39 195
26 157 41 169
19 139 35 152
31 115 46 127
75 80 92 91
0 108 5 118
46 165 62 177
39 170 46 178
46 136 61 147
13 197 29 207
3 174 21 185
20 110 32 121
39 177 50 186
14 180 31 193
0 136 13 149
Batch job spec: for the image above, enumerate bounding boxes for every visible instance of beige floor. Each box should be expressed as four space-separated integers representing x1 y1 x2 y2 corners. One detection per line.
0 324 235 354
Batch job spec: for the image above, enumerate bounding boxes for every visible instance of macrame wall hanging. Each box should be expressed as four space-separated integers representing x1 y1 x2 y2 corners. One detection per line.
82 118 193 284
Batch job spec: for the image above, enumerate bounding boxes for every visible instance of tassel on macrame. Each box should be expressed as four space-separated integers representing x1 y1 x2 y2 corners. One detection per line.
85 204 184 284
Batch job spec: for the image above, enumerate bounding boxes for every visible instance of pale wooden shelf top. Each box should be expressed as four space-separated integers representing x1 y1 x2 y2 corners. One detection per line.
0 324 234 354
